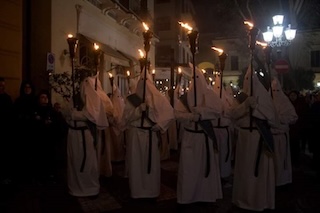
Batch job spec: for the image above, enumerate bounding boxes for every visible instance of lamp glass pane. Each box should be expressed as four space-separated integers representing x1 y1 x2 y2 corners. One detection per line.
263 31 273 42
272 26 283 38
272 15 284 25
285 29 296 41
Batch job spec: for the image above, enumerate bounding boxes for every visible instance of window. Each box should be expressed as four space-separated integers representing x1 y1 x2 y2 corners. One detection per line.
155 17 171 31
231 56 239 70
311 50 320 67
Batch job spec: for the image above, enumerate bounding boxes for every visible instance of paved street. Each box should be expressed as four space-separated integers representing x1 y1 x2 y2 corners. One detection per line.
1 150 319 213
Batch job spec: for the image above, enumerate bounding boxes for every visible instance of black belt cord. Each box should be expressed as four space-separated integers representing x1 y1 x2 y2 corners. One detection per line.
101 129 106 155
185 128 210 178
254 135 263 177
138 126 153 174
67 124 88 173
80 129 87 173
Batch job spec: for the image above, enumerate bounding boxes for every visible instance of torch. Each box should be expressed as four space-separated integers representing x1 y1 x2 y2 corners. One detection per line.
212 46 228 127
179 21 199 129
245 21 260 131
138 49 145 73
140 22 153 127
261 43 273 98
151 69 155 83
93 43 101 91
67 34 79 108
109 72 114 96
176 67 182 86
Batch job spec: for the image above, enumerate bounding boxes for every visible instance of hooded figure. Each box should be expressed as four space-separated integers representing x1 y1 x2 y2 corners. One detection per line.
271 76 298 186
67 76 112 197
212 74 233 181
121 69 175 199
174 64 223 204
231 64 278 211
108 84 126 163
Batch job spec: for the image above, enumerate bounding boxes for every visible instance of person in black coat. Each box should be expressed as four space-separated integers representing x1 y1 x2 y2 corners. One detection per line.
13 80 37 183
0 77 14 185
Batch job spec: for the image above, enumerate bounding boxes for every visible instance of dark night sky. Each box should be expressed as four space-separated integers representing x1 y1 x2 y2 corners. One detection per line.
190 0 320 37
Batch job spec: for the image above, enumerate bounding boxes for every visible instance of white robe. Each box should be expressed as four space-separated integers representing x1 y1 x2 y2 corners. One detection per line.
121 73 175 198
175 65 223 204
67 113 100 197
67 76 110 197
271 77 298 186
231 67 277 211
212 75 233 178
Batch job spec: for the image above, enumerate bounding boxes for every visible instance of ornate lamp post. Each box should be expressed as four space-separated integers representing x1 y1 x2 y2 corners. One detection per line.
262 15 296 86
262 15 296 47
67 34 79 108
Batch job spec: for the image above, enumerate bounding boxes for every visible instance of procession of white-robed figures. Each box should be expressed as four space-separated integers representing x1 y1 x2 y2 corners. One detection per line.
62 25 298 212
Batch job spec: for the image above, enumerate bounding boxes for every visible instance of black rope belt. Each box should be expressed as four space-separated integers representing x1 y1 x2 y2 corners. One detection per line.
68 124 88 173
101 129 106 155
213 126 230 162
138 126 153 174
284 132 288 170
184 128 210 178
240 126 263 177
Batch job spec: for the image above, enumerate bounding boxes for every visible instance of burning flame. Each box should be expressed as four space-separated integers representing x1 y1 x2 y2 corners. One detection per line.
127 70 130 77
244 21 254 29
178 67 182 74
108 72 113 78
142 22 149 31
178 21 193 32
256 41 268 48
93 43 99 50
68 34 73 38
152 69 155 74
201 69 206 73
211 46 224 55
138 49 144 58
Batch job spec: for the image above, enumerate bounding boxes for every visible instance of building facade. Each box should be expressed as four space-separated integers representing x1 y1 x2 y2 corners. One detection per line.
1 0 155 103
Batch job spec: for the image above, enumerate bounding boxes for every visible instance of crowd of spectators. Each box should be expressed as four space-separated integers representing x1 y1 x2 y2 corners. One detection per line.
0 77 68 187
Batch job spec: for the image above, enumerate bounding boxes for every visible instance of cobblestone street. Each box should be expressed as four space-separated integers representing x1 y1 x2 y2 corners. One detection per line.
2 150 320 213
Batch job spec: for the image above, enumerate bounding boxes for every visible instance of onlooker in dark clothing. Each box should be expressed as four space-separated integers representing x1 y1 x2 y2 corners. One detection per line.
288 90 309 168
51 102 68 182
303 92 315 153
13 80 37 183
309 92 320 178
32 90 57 184
0 77 14 185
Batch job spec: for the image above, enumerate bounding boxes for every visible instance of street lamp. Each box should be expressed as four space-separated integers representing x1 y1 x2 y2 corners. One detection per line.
179 21 199 130
262 15 296 47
